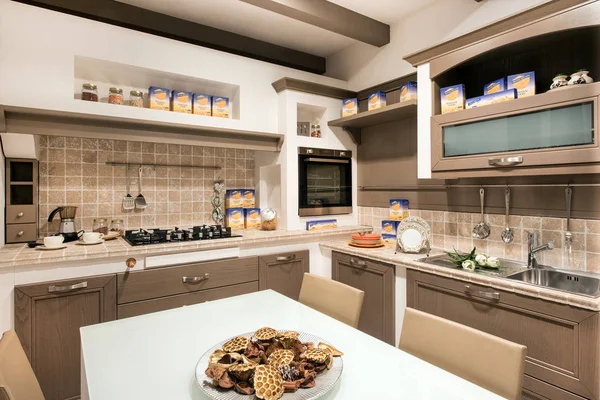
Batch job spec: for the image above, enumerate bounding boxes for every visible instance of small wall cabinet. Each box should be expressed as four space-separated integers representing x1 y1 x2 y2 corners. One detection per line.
5 158 38 243
331 251 395 345
259 250 309 301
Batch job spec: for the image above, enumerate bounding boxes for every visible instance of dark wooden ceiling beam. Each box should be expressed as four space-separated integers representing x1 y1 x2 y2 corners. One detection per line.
11 0 326 74
240 0 390 47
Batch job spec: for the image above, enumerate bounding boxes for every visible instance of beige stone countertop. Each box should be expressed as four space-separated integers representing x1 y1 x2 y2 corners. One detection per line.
320 240 600 312
0 226 371 269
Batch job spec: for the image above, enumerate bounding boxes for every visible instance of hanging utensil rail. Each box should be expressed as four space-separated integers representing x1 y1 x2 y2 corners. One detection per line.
105 161 221 169
359 183 600 190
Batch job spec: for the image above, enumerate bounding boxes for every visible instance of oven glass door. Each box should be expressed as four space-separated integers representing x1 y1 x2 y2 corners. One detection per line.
298 155 352 216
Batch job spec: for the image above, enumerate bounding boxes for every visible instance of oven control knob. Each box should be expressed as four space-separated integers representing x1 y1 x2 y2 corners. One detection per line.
340 151 346 156
125 258 136 268
306 149 313 154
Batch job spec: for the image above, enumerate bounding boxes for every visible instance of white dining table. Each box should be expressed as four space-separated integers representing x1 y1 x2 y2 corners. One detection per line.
80 290 504 400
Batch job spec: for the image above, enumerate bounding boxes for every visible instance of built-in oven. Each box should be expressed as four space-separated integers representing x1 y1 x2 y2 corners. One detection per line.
298 147 352 217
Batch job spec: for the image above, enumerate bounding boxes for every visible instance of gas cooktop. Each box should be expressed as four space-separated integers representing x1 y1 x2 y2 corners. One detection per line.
123 225 241 246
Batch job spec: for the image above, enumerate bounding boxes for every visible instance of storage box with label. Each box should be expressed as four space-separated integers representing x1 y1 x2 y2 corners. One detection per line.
483 78 507 95
368 91 386 111
242 189 255 208
225 189 243 208
507 72 536 98
400 82 417 102
171 90 192 114
389 199 409 221
440 85 465 114
244 208 261 229
306 219 337 231
225 208 244 229
342 98 358 117
212 96 229 118
466 89 516 109
148 86 171 111
193 93 212 116
382 234 397 244
382 220 399 235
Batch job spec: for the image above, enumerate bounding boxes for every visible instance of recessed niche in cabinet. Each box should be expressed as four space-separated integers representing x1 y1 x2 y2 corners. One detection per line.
433 26 600 115
297 103 326 138
74 56 240 119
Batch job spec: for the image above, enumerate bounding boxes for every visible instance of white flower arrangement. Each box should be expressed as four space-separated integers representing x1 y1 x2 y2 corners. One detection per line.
447 247 503 271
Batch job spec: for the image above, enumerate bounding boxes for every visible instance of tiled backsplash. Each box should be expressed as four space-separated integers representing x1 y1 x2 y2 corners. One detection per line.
359 206 600 272
39 136 255 236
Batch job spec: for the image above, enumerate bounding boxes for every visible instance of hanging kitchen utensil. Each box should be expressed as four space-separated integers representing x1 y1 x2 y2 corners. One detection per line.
135 167 147 210
122 166 135 210
472 188 491 239
501 188 514 243
565 187 573 254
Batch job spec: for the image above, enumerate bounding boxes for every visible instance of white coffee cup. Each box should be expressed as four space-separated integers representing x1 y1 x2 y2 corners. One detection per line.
43 236 64 248
82 232 104 243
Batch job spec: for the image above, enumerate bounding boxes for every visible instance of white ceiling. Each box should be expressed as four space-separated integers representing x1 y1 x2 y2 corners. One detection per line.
116 0 437 57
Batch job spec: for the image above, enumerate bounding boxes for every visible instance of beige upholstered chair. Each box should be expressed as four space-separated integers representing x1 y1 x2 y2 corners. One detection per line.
0 330 45 400
399 308 527 400
298 273 365 328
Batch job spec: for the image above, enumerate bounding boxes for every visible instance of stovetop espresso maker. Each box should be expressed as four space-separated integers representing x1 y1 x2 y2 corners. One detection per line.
48 206 83 242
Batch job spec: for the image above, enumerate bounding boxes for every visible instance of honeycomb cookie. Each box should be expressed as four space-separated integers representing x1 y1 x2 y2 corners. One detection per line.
253 364 284 400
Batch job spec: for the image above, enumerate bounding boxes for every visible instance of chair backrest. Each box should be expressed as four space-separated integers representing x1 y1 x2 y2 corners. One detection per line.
298 273 365 328
399 308 526 400
0 330 45 400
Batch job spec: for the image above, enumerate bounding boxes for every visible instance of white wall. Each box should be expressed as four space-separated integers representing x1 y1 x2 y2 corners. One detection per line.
326 0 552 90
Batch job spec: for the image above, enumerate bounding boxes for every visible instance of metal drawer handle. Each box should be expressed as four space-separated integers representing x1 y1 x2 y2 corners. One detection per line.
17 212 24 217
182 273 210 283
276 254 296 262
17 231 24 236
488 156 523 167
48 281 88 293
350 258 366 267
465 285 500 300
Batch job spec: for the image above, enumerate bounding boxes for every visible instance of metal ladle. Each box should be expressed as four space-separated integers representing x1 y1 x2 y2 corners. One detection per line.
472 188 491 239
501 188 514 243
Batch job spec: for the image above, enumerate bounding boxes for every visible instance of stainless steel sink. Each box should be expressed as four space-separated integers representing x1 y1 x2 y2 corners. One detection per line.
506 269 600 298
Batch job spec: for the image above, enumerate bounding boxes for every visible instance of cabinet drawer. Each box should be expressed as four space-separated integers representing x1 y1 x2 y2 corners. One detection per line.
6 223 37 243
6 205 37 224
258 250 309 301
117 256 258 304
118 281 258 319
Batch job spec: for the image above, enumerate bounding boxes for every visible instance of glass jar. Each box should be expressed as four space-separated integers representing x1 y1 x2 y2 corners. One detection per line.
108 87 124 105
261 208 277 231
129 90 144 108
110 219 124 236
310 123 321 138
92 218 108 235
81 83 98 102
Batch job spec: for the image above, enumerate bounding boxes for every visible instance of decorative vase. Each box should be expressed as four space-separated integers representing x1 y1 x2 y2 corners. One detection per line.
550 74 568 90
579 69 593 84
568 71 585 85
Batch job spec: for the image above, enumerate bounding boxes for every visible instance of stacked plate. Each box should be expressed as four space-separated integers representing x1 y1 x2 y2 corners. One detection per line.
348 233 384 248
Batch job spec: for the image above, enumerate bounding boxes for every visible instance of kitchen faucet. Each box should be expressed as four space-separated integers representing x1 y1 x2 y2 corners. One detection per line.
527 231 554 269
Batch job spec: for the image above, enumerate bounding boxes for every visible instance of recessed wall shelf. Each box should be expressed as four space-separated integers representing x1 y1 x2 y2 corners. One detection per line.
328 100 417 144
0 105 284 152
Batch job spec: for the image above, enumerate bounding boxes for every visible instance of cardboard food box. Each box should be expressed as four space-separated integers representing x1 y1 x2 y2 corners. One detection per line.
171 90 193 114
242 189 255 208
193 93 212 116
368 91 386 111
389 199 409 221
483 78 507 95
382 234 397 244
507 72 536 98
382 220 399 235
225 208 244 229
148 86 171 111
306 219 337 231
212 96 229 118
400 81 418 102
466 89 517 109
342 98 358 117
440 85 465 114
244 208 261 229
225 189 243 208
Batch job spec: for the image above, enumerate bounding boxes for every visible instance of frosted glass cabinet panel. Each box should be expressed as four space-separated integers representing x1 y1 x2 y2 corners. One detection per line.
443 102 594 157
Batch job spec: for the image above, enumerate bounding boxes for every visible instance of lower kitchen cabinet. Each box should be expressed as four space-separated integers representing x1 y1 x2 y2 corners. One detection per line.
331 251 395 345
407 270 600 400
258 250 309 300
14 274 117 400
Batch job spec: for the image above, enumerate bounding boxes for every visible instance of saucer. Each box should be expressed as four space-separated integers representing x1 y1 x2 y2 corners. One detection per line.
76 239 105 245
36 244 67 251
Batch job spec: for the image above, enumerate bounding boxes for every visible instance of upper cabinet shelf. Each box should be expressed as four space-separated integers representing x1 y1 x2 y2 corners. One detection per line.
328 100 417 144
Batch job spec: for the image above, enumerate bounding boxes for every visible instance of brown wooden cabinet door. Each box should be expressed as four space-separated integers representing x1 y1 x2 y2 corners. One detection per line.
259 250 309 301
14 274 117 400
407 270 599 400
331 251 395 345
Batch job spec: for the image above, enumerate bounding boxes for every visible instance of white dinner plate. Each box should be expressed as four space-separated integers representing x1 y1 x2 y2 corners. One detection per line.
195 331 343 400
76 239 105 245
36 244 67 251
397 217 431 253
